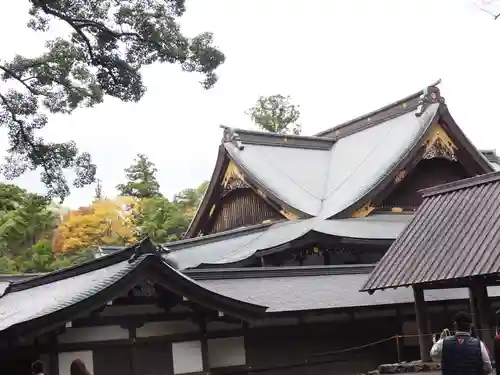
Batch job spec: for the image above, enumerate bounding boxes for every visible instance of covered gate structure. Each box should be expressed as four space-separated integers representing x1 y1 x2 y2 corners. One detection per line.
361 171 500 361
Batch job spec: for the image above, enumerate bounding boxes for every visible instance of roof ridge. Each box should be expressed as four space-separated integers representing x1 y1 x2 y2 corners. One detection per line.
5 240 154 293
221 126 335 150
420 171 500 198
185 264 375 280
315 79 442 138
220 125 334 141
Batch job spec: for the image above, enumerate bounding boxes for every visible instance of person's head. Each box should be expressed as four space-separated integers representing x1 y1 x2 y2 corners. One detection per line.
454 311 472 332
70 359 91 375
31 360 44 375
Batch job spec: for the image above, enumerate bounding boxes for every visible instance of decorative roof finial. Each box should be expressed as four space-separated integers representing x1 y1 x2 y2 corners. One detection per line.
128 237 161 263
415 79 445 117
221 126 244 150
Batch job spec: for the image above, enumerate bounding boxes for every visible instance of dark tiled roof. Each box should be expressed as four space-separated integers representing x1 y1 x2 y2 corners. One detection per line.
0 258 138 333
2 263 500 316
195 265 500 313
0 240 267 337
362 171 500 292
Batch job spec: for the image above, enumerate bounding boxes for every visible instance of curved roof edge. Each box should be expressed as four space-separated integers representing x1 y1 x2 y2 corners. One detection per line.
185 145 229 238
0 239 267 339
315 80 442 138
166 216 411 270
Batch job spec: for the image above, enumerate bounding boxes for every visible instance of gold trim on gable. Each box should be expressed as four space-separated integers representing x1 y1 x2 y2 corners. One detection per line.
222 160 245 186
279 208 298 220
351 126 459 218
352 201 375 217
422 124 457 161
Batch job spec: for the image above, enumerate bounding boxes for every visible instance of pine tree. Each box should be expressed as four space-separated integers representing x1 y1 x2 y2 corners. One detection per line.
116 154 161 199
0 0 225 202
246 95 301 135
93 179 104 201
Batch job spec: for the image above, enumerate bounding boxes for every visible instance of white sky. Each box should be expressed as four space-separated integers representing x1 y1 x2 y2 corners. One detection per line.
1 0 500 208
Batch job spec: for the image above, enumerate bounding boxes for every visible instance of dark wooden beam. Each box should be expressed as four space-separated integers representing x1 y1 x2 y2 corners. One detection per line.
339 238 393 247
49 333 59 375
413 285 431 362
72 312 204 328
199 315 210 375
470 281 493 351
419 277 500 290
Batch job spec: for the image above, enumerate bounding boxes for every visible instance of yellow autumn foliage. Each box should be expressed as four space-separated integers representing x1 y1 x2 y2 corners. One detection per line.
52 197 139 253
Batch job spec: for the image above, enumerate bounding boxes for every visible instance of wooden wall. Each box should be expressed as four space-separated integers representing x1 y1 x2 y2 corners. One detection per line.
208 189 283 234
378 158 469 211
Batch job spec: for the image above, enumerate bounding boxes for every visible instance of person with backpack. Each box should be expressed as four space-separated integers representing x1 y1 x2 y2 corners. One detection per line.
430 311 492 375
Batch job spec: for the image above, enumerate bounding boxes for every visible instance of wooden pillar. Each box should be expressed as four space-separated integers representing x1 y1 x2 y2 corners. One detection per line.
127 324 137 375
470 281 493 351
413 285 431 362
469 287 481 335
199 316 210 375
49 333 59 375
243 321 253 375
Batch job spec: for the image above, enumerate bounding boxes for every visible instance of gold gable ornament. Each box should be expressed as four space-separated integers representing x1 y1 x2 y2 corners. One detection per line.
423 137 457 162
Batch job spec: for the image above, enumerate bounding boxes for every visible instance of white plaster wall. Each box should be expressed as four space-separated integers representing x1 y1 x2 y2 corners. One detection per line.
208 337 246 368
58 351 93 375
172 341 203 374
136 320 199 338
58 325 129 343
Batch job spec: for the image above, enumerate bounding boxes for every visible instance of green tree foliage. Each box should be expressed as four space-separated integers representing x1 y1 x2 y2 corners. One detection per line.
12 238 93 273
0 0 225 202
0 184 56 253
173 180 208 217
137 196 190 243
116 154 161 199
0 173 207 273
246 94 301 135
0 183 92 273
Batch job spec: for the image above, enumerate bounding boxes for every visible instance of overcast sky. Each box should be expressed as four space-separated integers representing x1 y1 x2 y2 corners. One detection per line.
1 0 500 208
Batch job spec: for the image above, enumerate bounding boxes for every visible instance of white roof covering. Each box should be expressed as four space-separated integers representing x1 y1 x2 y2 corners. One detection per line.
226 103 440 218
